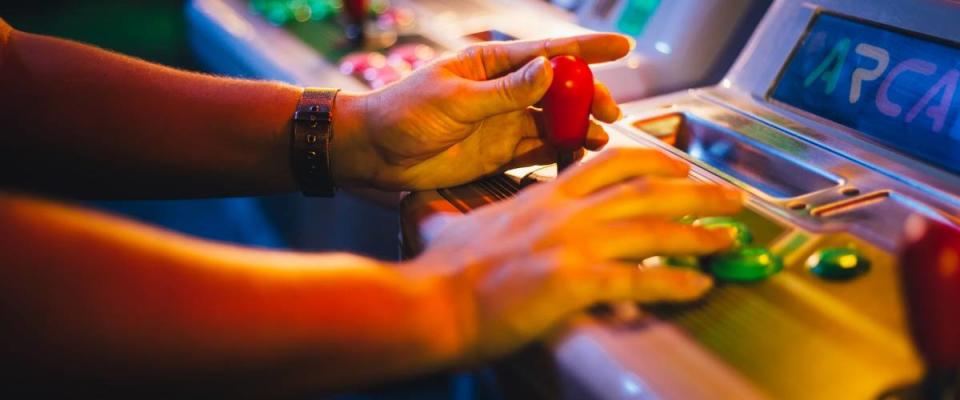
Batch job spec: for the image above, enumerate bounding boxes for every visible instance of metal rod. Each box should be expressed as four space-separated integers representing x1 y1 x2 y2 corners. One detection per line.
557 151 575 172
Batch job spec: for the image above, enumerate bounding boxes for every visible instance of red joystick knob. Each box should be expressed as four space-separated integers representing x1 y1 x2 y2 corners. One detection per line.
541 55 593 171
900 214 960 396
344 0 368 25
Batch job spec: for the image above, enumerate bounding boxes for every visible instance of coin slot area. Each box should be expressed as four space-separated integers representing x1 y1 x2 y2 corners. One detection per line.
631 113 841 199
840 187 861 196
787 201 808 211
810 191 891 218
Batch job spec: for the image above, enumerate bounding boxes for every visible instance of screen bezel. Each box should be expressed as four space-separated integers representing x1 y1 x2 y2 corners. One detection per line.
765 10 960 175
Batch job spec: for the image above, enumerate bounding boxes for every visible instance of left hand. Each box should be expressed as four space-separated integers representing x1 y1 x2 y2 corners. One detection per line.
407 148 743 363
330 34 631 191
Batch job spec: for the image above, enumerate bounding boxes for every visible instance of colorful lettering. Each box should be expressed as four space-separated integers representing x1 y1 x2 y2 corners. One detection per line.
849 43 889 103
876 59 937 117
905 69 958 132
804 38 850 94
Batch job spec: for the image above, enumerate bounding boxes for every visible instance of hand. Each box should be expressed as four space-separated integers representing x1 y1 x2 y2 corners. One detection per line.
330 34 630 191
408 148 744 363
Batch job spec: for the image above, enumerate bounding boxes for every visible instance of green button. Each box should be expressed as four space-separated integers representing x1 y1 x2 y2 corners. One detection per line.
806 247 870 280
709 247 783 283
694 217 753 248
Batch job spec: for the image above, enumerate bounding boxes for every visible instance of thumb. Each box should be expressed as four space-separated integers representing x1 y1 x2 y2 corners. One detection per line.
468 56 553 119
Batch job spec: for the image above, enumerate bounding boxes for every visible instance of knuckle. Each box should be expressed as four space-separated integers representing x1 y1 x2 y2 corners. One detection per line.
540 39 553 57
490 45 510 64
613 178 651 198
571 39 584 57
461 44 485 59
495 78 519 105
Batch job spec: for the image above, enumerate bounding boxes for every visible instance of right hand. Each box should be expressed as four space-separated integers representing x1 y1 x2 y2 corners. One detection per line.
409 148 744 363
329 34 628 191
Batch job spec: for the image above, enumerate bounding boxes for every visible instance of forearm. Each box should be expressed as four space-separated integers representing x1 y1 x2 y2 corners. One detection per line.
0 28 309 198
0 193 461 394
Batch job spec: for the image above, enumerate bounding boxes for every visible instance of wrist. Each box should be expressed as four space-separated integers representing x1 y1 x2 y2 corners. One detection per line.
330 92 379 188
401 258 472 368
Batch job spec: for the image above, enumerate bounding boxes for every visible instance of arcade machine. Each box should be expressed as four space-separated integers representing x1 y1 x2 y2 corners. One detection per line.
185 0 770 257
401 0 960 398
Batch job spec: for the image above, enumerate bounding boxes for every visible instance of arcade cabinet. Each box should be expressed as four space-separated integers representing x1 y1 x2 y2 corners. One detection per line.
185 0 770 258
401 0 960 398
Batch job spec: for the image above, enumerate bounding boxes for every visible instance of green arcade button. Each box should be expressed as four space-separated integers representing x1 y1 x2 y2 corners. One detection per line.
709 247 783 283
806 247 871 280
694 217 753 248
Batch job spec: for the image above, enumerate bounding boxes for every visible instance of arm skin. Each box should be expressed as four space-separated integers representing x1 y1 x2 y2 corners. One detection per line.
0 192 461 396
0 26 311 198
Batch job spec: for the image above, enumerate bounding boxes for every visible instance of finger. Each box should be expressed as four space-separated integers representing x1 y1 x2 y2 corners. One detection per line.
589 265 713 304
555 148 690 197
591 82 620 123
461 34 632 79
468 56 554 117
584 120 609 150
583 178 743 220
585 218 735 259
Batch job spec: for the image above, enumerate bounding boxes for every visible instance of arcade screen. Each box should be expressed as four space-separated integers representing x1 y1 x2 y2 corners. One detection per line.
771 13 960 174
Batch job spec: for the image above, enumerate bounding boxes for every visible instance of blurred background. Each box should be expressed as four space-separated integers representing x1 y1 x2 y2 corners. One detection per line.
0 1 401 258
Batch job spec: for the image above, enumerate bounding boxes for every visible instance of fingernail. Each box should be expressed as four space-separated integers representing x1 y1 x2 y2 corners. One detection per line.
687 272 713 292
717 227 739 245
722 188 744 203
524 57 548 84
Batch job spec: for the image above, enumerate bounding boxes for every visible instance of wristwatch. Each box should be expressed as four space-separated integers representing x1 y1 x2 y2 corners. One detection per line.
291 87 340 197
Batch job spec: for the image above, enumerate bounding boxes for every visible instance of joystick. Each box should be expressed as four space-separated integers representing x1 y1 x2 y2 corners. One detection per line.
900 214 960 399
343 0 368 45
541 56 593 171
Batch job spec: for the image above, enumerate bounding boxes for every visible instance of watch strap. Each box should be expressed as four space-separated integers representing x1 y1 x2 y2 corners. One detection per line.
291 87 340 197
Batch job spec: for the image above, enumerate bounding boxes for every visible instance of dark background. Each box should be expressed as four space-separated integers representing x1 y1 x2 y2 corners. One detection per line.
1 1 290 248
2 1 199 69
